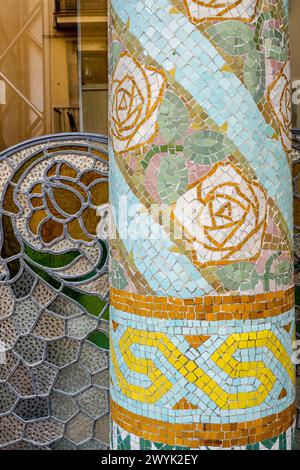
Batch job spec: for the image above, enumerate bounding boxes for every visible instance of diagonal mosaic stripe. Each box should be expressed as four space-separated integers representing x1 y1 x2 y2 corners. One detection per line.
108 0 296 450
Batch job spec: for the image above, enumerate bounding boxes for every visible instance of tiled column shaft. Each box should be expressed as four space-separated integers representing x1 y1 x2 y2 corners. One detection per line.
109 0 295 450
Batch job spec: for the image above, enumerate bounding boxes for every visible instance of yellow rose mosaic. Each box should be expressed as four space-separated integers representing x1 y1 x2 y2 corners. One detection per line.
111 52 167 154
109 0 295 450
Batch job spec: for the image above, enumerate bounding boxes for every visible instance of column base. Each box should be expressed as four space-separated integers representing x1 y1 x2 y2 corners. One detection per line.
111 420 296 451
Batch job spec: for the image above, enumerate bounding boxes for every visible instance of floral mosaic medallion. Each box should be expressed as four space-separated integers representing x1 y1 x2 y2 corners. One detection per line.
171 161 267 267
109 0 295 450
0 134 109 450
111 52 167 154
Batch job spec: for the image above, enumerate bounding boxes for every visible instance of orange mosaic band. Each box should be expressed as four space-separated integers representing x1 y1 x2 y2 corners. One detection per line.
111 400 296 449
110 287 295 321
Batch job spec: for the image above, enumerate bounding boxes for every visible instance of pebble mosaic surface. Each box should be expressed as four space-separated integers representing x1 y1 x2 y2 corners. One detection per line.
0 134 109 449
108 0 296 450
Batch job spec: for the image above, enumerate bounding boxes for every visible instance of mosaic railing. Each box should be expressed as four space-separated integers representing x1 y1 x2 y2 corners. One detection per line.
0 133 109 450
108 0 295 450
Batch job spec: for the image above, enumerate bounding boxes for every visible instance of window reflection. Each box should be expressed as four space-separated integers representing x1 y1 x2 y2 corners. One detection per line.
0 0 108 151
0 0 45 150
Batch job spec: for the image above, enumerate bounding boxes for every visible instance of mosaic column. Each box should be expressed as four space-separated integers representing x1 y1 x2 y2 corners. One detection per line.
109 0 295 450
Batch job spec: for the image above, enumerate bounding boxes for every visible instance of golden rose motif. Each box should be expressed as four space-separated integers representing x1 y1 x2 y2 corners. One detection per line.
110 51 167 154
172 162 267 267
28 161 108 245
183 0 259 23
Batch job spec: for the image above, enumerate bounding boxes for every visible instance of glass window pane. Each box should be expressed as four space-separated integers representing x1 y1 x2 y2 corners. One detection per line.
0 0 108 150
0 0 45 149
77 0 108 134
